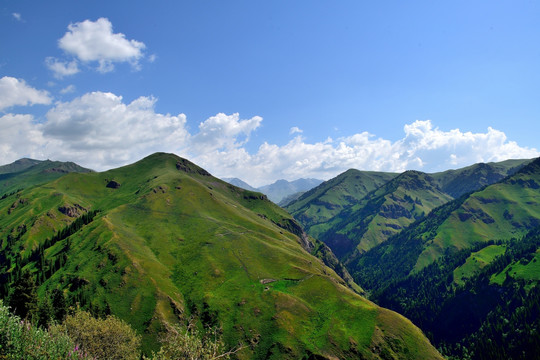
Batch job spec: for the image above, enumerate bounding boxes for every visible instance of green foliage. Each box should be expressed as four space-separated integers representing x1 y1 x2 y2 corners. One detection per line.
53 309 141 360
146 323 242 360
351 192 470 292
7 270 38 320
364 227 540 359
0 300 93 359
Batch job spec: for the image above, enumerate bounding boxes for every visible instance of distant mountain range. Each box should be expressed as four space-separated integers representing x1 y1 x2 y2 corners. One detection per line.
222 177 323 204
0 154 442 359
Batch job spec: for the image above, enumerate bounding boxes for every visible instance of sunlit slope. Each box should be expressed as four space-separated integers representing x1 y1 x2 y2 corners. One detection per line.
351 160 540 359
353 157 540 291
285 169 397 235
431 159 530 198
416 157 540 269
0 158 92 196
317 171 452 258
0 153 441 359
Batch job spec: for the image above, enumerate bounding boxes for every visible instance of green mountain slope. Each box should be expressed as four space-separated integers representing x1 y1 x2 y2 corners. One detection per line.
0 158 43 174
351 157 540 359
431 159 530 198
0 158 93 197
0 153 441 359
285 169 397 234
318 171 453 258
416 157 540 270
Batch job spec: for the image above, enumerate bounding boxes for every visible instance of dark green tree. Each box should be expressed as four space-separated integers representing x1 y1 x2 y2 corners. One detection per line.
50 288 67 322
7 270 38 319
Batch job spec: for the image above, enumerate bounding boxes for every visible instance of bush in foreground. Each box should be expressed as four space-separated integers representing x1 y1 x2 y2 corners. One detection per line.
51 310 141 360
0 300 92 359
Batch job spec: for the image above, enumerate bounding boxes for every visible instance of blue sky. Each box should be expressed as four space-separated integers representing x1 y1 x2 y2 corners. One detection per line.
1 1 539 186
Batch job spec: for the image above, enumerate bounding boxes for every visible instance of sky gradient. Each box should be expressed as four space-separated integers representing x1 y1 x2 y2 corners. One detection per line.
1 1 539 186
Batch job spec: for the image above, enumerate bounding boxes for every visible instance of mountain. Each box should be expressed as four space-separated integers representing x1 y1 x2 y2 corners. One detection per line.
221 177 258 192
351 157 540 359
222 177 324 205
0 158 93 196
0 153 442 359
278 191 306 207
285 169 398 233
288 159 531 260
431 159 530 198
0 158 43 174
258 178 324 204
318 171 453 258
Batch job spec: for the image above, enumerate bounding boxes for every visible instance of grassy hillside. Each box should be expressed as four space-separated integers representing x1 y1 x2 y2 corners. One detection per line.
0 158 93 197
0 153 441 359
285 169 397 233
288 159 531 263
415 157 540 270
318 171 452 258
351 158 540 359
431 159 530 198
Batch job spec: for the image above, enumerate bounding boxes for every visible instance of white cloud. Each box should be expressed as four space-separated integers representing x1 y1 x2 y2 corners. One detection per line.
192 120 539 186
289 126 303 135
0 76 52 111
42 91 188 169
12 13 22 21
189 113 262 154
0 86 537 187
59 84 76 94
0 113 45 163
45 57 80 78
58 18 145 73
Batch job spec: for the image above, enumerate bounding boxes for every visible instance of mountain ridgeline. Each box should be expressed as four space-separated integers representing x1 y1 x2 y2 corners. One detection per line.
0 158 93 197
0 153 442 359
286 157 540 359
223 177 325 205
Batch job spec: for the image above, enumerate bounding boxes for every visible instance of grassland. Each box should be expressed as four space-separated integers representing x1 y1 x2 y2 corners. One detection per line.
0 153 442 359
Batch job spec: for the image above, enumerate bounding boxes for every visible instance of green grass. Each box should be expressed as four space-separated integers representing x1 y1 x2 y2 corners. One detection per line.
491 249 540 285
415 162 540 270
453 245 506 285
0 153 442 359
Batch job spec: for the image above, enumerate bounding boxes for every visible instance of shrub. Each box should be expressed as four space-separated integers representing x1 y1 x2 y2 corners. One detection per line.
147 323 245 360
0 300 92 359
52 309 141 360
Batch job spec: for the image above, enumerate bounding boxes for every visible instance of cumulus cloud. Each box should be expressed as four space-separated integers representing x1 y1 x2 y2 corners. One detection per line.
192 120 539 186
289 126 303 135
12 13 22 21
189 113 262 154
0 76 52 111
0 86 537 187
0 114 45 163
57 18 146 73
45 57 80 78
42 91 188 169
59 84 76 94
